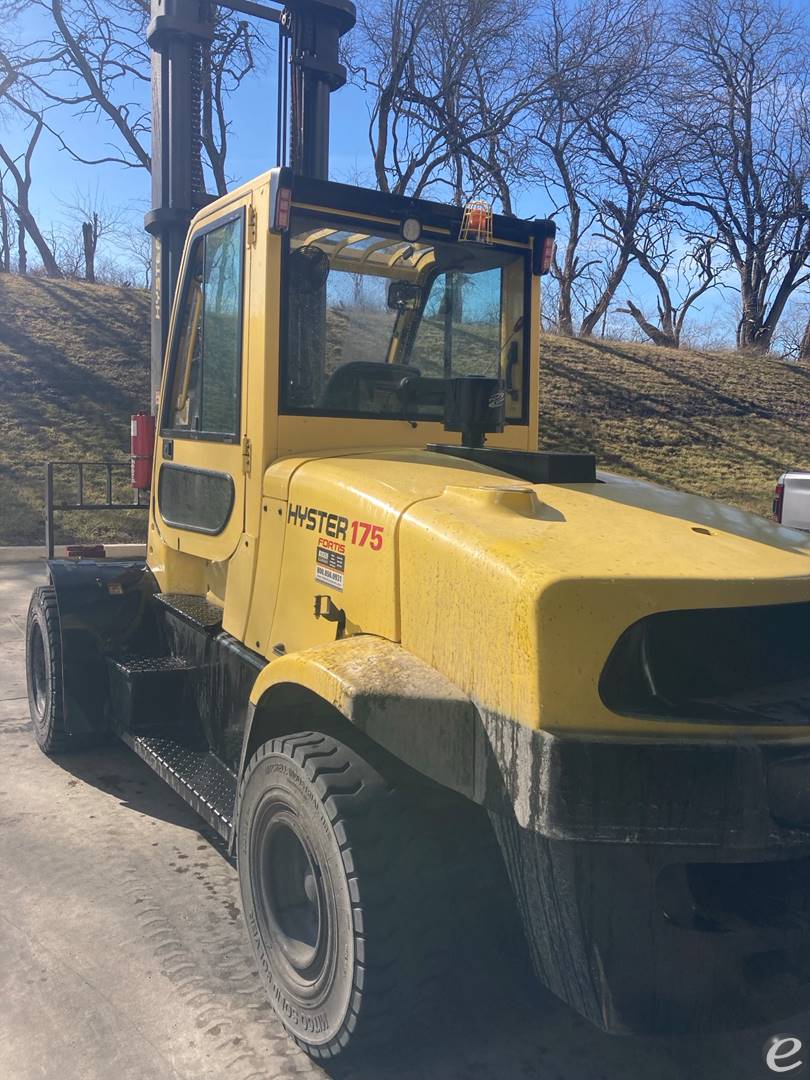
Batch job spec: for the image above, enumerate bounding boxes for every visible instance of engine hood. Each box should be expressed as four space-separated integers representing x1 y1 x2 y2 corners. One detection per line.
267 447 810 736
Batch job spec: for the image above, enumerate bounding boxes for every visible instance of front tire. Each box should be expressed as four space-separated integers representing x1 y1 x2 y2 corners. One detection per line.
26 585 70 755
237 731 453 1061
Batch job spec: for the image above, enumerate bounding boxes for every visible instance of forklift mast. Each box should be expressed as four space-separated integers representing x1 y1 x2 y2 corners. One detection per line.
145 0 355 409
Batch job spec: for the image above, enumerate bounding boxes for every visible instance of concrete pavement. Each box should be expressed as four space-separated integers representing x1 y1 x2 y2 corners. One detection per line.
0 561 799 1080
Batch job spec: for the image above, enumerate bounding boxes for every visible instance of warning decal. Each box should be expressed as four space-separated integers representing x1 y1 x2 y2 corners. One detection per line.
315 537 345 591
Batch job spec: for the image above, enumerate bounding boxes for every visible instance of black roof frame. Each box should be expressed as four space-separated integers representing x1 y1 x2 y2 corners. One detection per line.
283 169 556 267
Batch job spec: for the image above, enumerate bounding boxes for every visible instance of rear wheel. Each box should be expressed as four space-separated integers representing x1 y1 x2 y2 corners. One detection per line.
237 731 455 1061
26 585 69 755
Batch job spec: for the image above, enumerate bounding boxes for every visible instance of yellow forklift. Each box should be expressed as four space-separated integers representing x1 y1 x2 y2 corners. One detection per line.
25 0 810 1062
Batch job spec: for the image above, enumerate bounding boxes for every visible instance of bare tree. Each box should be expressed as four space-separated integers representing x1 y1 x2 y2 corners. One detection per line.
799 319 810 364
0 99 62 275
576 125 674 339
768 296 810 362
41 0 151 168
665 0 810 352
0 169 12 271
350 0 533 208
60 188 125 281
527 0 598 335
0 0 266 194
51 223 85 276
122 222 151 289
617 224 728 348
201 15 262 196
527 0 669 337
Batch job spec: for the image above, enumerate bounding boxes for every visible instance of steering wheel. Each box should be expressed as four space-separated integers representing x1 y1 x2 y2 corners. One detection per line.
319 362 422 411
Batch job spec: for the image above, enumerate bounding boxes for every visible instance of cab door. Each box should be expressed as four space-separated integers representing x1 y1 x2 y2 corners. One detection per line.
155 202 251 562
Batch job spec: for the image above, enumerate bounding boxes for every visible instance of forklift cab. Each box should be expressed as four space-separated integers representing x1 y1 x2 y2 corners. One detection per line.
148 169 555 603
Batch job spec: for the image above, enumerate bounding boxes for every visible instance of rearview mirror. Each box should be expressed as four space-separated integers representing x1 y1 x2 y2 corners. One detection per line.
387 281 422 310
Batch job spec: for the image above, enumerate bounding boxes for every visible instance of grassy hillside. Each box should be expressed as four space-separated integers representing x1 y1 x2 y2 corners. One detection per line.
0 275 150 545
538 335 810 517
0 273 807 545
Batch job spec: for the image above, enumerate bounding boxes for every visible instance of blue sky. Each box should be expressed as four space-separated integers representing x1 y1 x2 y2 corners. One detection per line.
10 32 377 234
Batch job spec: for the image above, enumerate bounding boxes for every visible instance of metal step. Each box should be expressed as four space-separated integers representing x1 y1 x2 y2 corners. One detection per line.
112 655 195 676
121 733 237 840
108 654 199 735
154 592 223 632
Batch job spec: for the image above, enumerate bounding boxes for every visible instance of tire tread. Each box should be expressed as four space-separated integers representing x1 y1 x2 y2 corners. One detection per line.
238 730 460 1061
26 585 70 755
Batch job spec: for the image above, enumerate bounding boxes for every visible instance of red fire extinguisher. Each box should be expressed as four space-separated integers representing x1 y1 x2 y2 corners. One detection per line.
131 412 156 490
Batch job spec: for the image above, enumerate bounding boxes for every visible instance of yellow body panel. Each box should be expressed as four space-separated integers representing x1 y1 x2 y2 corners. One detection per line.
260 449 537 653
222 531 258 640
243 497 287 651
146 520 208 595
274 412 535 458
398 466 810 736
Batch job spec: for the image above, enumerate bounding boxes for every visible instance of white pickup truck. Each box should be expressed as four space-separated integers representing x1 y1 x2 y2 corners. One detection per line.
774 471 810 530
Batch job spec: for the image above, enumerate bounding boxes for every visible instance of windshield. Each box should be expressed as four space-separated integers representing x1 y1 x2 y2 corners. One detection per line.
282 211 528 422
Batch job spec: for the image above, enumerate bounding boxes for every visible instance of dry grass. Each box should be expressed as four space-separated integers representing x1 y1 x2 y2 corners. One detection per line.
0 274 150 545
0 275 805 543
539 334 810 519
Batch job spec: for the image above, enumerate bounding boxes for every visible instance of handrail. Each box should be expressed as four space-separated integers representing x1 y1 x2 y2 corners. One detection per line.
45 461 149 559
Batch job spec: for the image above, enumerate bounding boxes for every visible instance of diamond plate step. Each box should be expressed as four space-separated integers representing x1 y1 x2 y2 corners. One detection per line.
121 733 236 839
154 593 223 631
108 654 199 735
111 655 196 676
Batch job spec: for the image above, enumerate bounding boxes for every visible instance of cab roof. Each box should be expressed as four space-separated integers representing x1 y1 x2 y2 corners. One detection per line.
285 170 555 252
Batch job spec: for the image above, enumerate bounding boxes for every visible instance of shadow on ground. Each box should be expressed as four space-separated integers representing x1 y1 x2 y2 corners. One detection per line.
49 731 219 834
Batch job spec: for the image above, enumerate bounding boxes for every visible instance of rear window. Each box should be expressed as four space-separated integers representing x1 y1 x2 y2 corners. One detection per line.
281 210 528 422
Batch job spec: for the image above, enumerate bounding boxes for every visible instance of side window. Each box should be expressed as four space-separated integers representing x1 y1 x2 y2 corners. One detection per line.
167 214 244 438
